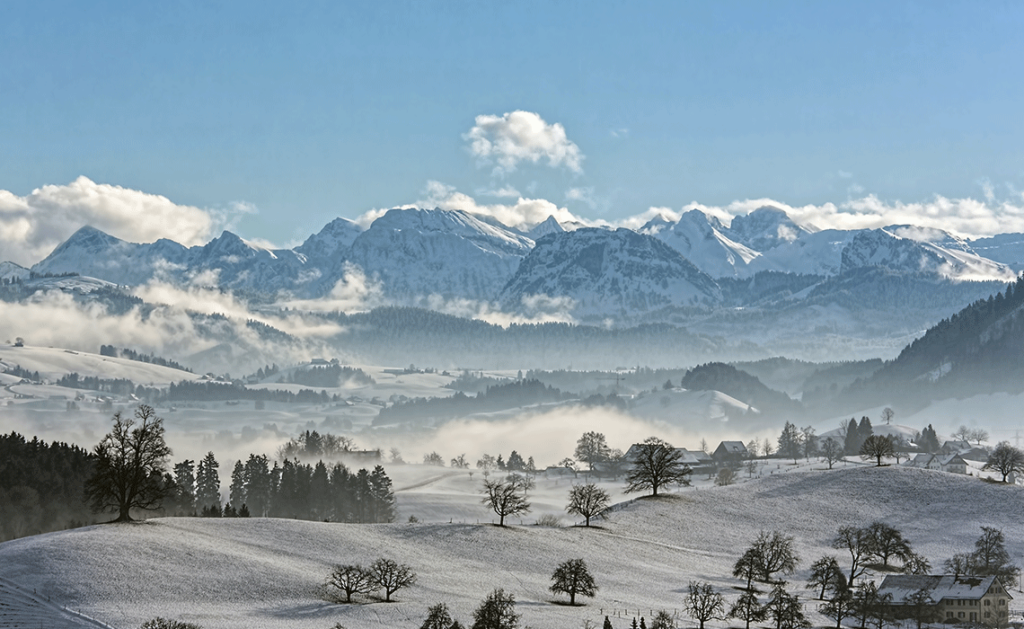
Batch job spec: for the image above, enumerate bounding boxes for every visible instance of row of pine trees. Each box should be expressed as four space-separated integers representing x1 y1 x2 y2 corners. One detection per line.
165 453 396 523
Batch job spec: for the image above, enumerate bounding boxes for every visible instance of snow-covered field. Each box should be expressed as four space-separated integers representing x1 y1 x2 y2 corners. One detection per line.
1 466 1021 629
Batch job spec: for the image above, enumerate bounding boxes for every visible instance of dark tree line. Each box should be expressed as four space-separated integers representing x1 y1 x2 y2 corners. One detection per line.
170 453 396 523
281 363 375 387
168 380 340 404
0 432 96 541
99 345 192 372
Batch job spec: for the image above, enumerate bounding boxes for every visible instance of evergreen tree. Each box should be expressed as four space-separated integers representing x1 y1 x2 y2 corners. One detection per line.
843 419 860 455
369 465 396 523
244 454 272 517
195 452 221 510
310 460 330 520
777 422 803 462
172 459 196 515
858 417 873 448
229 460 246 511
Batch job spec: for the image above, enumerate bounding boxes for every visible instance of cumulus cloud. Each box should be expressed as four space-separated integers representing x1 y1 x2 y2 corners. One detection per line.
0 177 252 266
476 185 522 198
564 187 598 210
615 207 682 232
416 293 576 327
407 180 587 232
465 110 584 175
276 263 387 313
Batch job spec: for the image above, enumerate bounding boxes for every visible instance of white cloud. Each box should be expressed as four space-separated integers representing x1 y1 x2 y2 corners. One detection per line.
614 207 681 231
465 110 584 175
564 187 598 210
0 177 253 266
610 128 629 139
276 263 386 313
412 180 587 231
476 185 521 198
416 293 576 328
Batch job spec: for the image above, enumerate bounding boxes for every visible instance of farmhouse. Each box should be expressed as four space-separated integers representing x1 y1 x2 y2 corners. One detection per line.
878 574 1012 627
712 440 747 466
907 453 968 474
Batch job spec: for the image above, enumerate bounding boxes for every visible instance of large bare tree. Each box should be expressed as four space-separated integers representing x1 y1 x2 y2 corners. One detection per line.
85 404 172 522
481 475 531 526
566 483 610 526
983 441 1024 482
624 437 691 497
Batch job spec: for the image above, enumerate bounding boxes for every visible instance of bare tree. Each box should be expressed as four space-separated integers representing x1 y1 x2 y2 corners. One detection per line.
624 437 692 497
420 602 459 629
84 405 172 522
685 581 724 629
472 588 519 629
859 435 894 466
764 584 809 629
481 476 531 526
752 531 799 583
729 591 767 629
370 558 416 602
880 407 894 425
950 425 973 443
566 483 610 526
575 432 611 471
820 586 855 629
863 521 914 567
971 526 1020 588
549 558 598 605
983 441 1024 482
733 547 762 591
326 564 374 603
450 454 470 469
808 556 846 600
832 526 870 587
968 427 989 445
821 437 842 469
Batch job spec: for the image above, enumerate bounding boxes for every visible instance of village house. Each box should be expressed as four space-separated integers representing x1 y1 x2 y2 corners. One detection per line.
877 574 1012 627
907 452 968 474
712 440 748 467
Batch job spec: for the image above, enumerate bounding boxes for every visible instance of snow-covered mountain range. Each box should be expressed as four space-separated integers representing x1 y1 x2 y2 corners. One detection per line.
11 204 1023 324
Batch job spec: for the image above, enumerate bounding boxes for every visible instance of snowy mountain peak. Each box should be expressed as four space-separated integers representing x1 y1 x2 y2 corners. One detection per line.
500 227 722 322
0 260 30 281
296 217 363 260
839 229 1013 280
729 206 812 251
49 225 126 254
652 210 759 278
526 215 566 239
368 207 534 252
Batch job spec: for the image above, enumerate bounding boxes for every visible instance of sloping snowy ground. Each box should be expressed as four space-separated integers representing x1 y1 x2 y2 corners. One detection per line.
1 466 1021 629
0 345 201 386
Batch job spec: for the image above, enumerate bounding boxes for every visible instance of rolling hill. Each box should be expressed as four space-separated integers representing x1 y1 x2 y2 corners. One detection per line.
0 466 1020 629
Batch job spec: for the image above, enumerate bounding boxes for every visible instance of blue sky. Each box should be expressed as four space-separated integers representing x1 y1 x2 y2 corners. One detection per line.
1 0 1023 251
